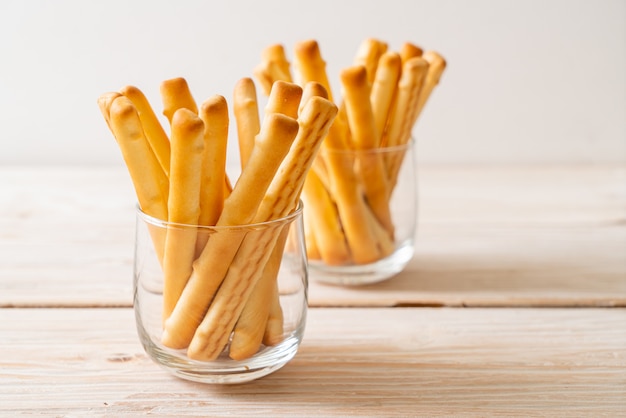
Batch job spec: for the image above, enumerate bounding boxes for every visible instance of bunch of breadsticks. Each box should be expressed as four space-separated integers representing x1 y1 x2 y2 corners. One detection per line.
98 77 338 361
255 38 446 265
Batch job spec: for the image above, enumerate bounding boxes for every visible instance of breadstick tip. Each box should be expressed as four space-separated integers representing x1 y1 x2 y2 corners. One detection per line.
340 65 368 86
303 81 329 100
261 43 288 60
266 80 303 119
172 108 205 141
201 94 228 113
294 39 323 64
423 50 447 72
97 92 122 126
400 42 424 60
119 85 141 97
109 95 137 119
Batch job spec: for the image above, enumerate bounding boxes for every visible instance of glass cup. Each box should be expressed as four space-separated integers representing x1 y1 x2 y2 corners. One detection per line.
133 203 308 384
304 139 417 285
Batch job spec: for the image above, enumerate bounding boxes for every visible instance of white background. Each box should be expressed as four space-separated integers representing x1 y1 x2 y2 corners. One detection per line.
0 0 624 166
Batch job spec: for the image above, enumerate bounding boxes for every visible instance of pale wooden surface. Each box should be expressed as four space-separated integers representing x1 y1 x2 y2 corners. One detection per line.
1 307 625 416
1 165 625 416
1 164 625 307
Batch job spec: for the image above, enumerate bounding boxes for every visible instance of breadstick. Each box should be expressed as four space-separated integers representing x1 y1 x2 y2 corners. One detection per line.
97 92 121 129
194 95 229 255
107 96 169 221
229 226 289 361
187 96 337 360
302 169 350 265
264 80 303 120
233 78 260 169
414 50 447 123
384 57 429 148
370 52 402 145
400 42 424 64
384 57 429 194
160 77 198 124
262 272 284 346
293 39 334 102
299 81 329 114
262 44 292 82
161 113 299 350
106 95 169 264
316 119 381 263
162 108 205 322
353 37 388 84
119 85 171 177
340 65 393 236
257 96 337 222
253 44 292 95
299 81 332 190
363 200 395 258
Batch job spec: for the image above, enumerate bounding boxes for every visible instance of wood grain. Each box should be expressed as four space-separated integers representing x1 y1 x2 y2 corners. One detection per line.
1 165 624 307
1 307 624 416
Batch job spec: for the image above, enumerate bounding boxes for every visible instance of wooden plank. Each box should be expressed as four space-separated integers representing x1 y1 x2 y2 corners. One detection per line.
0 167 136 307
311 222 626 307
1 165 624 307
1 307 624 416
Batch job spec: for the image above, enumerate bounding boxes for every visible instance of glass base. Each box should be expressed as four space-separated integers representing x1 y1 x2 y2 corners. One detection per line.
309 240 414 286
137 325 303 384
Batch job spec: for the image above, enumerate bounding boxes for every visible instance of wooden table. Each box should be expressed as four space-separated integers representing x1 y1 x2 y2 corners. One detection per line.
1 164 625 416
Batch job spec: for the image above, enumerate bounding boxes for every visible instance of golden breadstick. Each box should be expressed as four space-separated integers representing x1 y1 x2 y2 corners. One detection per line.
299 81 332 191
120 85 171 177
340 65 393 236
299 81 329 114
160 77 198 124
162 108 205 322
384 57 429 147
414 50 447 122
319 117 381 263
322 149 381 262
302 170 350 265
229 226 289 361
233 78 260 170
162 113 299 350
253 44 293 95
354 37 388 84
370 51 402 145
106 95 169 265
197 95 228 227
293 39 334 102
388 53 445 194
262 272 284 346
187 96 337 361
194 95 229 257
107 96 169 221
257 96 337 222
188 214 285 360
384 58 429 194
262 44 292 81
363 201 395 258
340 66 379 149
97 92 121 129
400 42 424 64
264 80 303 120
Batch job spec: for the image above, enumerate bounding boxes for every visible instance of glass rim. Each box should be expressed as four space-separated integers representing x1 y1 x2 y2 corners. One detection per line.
319 137 415 156
136 199 304 231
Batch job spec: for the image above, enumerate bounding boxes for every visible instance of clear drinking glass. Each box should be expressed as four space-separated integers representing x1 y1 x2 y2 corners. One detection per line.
133 203 307 384
305 139 417 285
